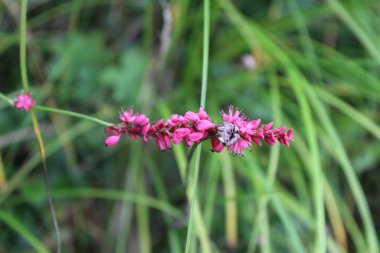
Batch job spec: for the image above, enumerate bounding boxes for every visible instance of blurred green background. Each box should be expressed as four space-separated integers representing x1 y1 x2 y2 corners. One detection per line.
1 0 380 252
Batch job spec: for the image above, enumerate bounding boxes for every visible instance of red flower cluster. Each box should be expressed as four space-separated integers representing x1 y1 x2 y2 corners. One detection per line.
14 92 36 111
105 106 293 156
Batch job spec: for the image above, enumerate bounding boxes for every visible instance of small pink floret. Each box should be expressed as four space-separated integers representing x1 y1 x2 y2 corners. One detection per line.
188 132 204 142
156 138 166 151
211 137 224 152
264 122 274 131
104 135 120 146
120 108 135 123
197 120 215 131
185 111 199 122
14 92 36 111
247 119 261 129
163 135 172 150
173 128 192 138
197 107 210 120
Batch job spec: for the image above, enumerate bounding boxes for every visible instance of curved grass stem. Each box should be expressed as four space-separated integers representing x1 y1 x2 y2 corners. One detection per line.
0 92 111 127
33 105 112 126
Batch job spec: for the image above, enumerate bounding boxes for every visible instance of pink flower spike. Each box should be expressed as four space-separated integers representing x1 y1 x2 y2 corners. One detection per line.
14 92 36 111
104 104 293 154
104 135 120 146
197 120 215 131
211 137 224 152
188 132 205 142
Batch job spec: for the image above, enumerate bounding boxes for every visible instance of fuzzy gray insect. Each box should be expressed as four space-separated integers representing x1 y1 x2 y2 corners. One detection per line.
216 122 240 146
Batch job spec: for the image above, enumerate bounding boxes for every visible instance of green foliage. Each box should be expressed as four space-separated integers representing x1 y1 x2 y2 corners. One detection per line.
101 48 147 104
0 0 380 253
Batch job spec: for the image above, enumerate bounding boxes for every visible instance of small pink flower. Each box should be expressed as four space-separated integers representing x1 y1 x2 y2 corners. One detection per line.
165 114 187 127
142 123 150 136
151 119 164 132
196 120 215 131
134 114 149 126
245 119 261 133
163 135 172 150
264 122 274 131
128 131 138 139
184 137 193 147
227 139 251 156
251 137 262 146
188 132 205 142
185 111 199 122
156 138 166 151
264 129 276 145
197 107 210 120
120 108 135 123
221 106 241 123
14 92 36 111
173 128 192 138
211 137 224 152
287 128 294 141
104 135 120 146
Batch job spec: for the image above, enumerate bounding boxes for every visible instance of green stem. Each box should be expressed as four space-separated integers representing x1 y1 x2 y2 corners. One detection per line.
0 92 112 127
33 105 112 127
200 0 210 108
20 0 29 92
184 147 202 253
0 92 13 106
19 1 62 252
184 0 210 252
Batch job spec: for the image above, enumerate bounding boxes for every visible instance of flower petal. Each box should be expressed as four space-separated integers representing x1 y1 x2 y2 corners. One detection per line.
185 111 199 122
197 120 215 131
188 132 205 142
211 137 224 152
104 135 120 146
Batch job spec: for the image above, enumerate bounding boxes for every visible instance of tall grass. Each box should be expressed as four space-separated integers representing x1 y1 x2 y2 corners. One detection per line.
0 0 379 252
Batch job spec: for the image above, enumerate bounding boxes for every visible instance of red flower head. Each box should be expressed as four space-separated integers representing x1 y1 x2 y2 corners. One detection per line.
14 92 36 112
104 106 293 156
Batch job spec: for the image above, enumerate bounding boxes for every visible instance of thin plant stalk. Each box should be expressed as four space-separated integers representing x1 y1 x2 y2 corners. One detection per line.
184 0 210 252
33 105 112 126
0 92 111 127
19 1 61 252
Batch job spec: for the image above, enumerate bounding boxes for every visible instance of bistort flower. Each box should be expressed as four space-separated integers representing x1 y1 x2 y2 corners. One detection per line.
104 106 293 156
14 92 36 111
